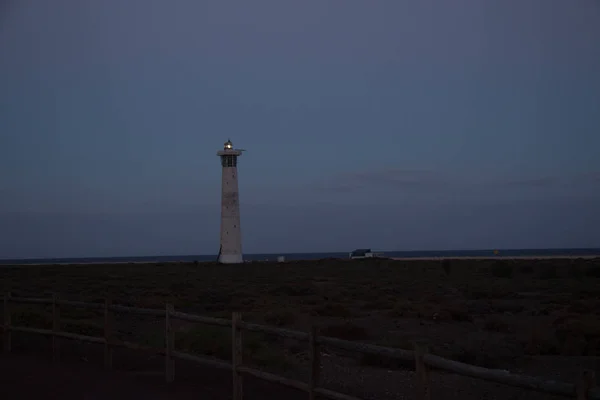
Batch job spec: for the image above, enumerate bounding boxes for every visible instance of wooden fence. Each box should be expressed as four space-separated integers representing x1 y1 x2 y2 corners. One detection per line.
2 293 598 400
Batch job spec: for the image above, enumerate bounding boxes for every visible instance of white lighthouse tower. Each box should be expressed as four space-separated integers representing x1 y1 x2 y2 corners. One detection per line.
217 139 244 264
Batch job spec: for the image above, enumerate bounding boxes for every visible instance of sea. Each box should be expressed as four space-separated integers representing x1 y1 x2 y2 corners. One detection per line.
1 248 599 265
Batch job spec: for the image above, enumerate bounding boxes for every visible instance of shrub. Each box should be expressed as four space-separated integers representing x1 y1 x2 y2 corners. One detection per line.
173 325 291 368
484 316 513 333
362 298 394 310
490 300 524 314
585 265 600 278
263 310 296 327
520 265 534 274
359 352 413 370
62 320 104 337
522 328 560 356
491 262 513 278
429 303 473 323
320 322 371 341
175 325 233 360
267 285 316 296
539 266 558 280
444 305 474 322
568 264 585 279
441 259 452 276
567 300 599 314
311 303 356 318
11 309 51 328
388 300 432 319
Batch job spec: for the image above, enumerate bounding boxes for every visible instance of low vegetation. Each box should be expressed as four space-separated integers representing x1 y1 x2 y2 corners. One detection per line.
1 256 599 374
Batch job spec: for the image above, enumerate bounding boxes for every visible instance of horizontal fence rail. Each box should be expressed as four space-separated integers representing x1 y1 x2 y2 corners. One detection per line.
2 293 598 400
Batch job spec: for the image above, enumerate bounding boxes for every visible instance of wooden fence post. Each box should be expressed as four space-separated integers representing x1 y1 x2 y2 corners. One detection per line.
165 303 175 383
52 293 60 363
3 292 11 353
232 312 243 400
104 298 113 370
576 369 596 400
308 326 320 400
414 341 431 400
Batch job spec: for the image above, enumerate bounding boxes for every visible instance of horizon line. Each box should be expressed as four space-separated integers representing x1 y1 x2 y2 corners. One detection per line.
2 246 600 263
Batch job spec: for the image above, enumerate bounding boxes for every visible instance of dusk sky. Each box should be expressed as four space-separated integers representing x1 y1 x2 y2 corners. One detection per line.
1 0 599 258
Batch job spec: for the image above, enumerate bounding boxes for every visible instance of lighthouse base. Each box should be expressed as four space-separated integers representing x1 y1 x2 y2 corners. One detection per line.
218 253 243 264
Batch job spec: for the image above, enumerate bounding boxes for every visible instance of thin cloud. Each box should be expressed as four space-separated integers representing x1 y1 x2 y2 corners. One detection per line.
312 168 446 192
501 172 600 188
501 177 560 187
574 172 600 184
312 169 600 193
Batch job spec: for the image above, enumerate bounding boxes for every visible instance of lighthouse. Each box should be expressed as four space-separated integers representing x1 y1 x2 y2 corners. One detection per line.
217 139 244 264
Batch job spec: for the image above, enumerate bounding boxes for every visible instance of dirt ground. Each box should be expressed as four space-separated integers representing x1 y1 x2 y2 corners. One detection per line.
1 257 599 399
0 351 315 400
0 353 211 400
2 343 598 400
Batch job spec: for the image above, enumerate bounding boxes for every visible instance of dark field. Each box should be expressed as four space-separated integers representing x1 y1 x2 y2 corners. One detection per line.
1 257 600 399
